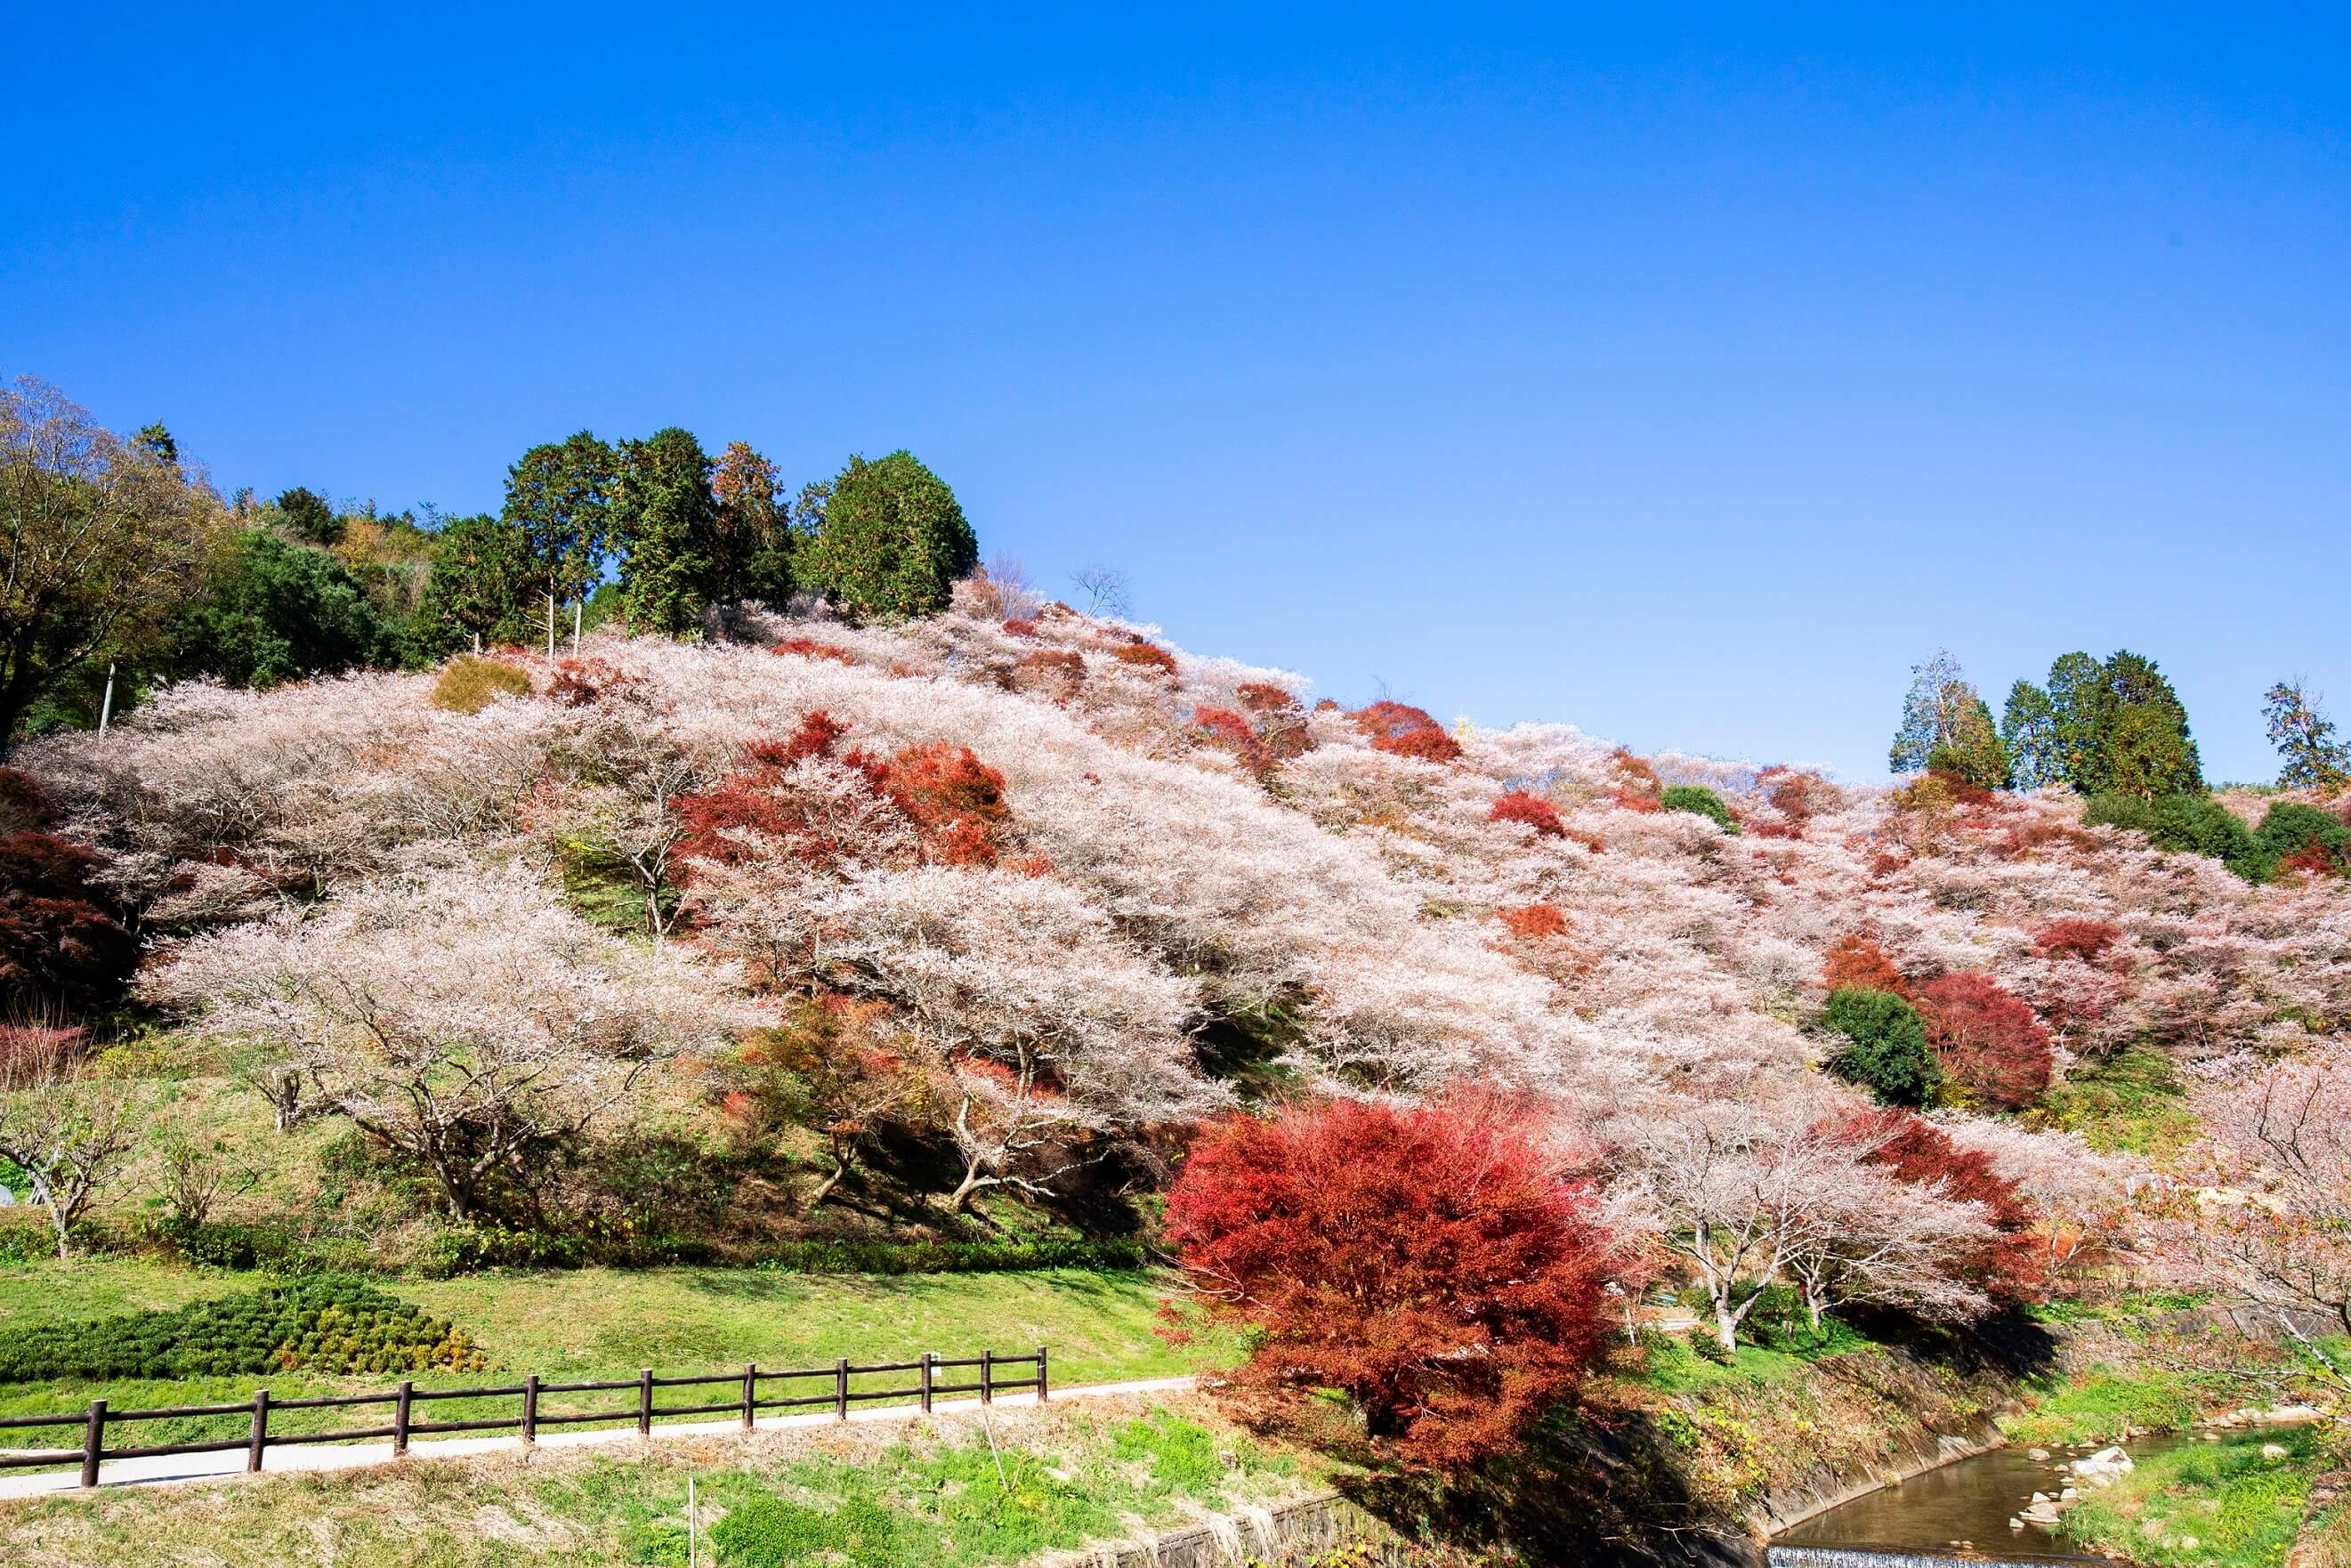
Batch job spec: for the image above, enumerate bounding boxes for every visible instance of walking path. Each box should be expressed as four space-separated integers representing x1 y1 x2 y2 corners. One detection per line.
0 1374 1200 1501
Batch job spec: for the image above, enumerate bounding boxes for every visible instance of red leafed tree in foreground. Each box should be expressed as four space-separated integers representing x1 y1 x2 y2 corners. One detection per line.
1916 973 2053 1111
1164 1096 1617 1469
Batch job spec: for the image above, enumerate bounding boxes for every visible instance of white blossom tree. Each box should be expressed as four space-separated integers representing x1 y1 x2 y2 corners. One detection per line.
146 863 762 1221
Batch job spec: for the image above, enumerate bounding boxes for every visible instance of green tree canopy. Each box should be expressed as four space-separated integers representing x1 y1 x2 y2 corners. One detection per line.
707 440 796 612
1659 783 1739 833
273 486 343 547
2000 679 2061 788
1822 987 1940 1108
502 432 617 649
2264 681 2349 792
2083 793 2269 881
415 513 537 657
0 377 212 752
610 427 717 636
166 529 389 688
1889 651 2009 788
799 450 977 622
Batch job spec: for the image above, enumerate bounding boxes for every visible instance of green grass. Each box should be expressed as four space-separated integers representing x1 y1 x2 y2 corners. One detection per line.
0 1258 1236 1463
1633 1318 1877 1394
2062 1427 2322 1568
2000 1364 2212 1447
2036 1047 2201 1158
0 1397 1315 1567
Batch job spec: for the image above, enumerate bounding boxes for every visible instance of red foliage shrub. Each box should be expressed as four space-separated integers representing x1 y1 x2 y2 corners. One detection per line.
1610 748 1662 803
1111 637 1178 675
676 712 891 873
1927 766 2000 808
2033 919 2123 963
1000 618 1038 638
1490 791 1568 839
1377 726 1463 764
1193 707 1273 776
1312 698 1341 714
1916 974 2054 1111
1821 933 1912 999
0 769 136 1015
1838 1107 2043 1300
886 742 1012 867
2279 843 2339 879
1236 682 1297 714
1165 1096 1616 1469
1869 850 1909 877
771 636 856 665
1612 788 1661 813
1499 903 1569 939
545 657 631 707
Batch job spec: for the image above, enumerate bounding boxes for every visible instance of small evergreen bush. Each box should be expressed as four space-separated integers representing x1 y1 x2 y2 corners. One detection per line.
2084 792 2271 881
1822 986 1941 1107
428 654 532 715
2255 801 2349 874
0 1276 485 1384
1660 784 1738 833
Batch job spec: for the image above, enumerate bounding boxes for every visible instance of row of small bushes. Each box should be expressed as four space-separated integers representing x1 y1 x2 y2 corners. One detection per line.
2086 794 2347 882
0 1276 486 1385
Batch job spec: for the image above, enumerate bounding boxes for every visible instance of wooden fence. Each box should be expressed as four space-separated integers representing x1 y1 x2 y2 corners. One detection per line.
0 1346 1046 1488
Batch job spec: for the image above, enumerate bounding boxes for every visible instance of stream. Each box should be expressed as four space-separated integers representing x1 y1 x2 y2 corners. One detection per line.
1767 1434 2191 1567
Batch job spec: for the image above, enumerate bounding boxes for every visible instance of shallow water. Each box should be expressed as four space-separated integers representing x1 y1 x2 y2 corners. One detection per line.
1769 1435 2188 1564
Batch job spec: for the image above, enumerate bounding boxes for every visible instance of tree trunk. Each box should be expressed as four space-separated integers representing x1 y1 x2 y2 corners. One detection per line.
49 1200 73 1264
948 1163 988 1213
1714 1304 1739 1354
807 1156 849 1209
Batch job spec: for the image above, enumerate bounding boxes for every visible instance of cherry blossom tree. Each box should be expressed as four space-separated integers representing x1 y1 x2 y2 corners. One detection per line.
145 862 761 1221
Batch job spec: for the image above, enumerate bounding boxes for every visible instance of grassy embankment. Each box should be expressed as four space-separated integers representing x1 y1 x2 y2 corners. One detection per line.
0 1257 1235 1452
0 1392 1320 1568
2062 1427 2330 1568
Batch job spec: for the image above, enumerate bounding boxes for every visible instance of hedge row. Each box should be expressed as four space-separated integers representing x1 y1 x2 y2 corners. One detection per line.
0 1276 485 1385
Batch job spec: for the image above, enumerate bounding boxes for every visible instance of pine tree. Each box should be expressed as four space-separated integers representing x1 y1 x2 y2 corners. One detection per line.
610 427 717 636
502 432 616 653
416 514 535 655
799 451 977 622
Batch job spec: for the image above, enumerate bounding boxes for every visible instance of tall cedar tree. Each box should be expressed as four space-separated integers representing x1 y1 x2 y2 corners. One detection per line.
1165 1096 1614 1470
2000 679 2061 788
799 451 977 622
416 514 537 654
272 486 343 546
502 432 617 651
707 441 796 610
611 428 719 636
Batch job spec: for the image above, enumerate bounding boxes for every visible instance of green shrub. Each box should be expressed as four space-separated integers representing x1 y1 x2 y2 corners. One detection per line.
2084 793 2272 881
141 1216 371 1275
0 1276 485 1384
1660 784 1738 833
1822 986 1940 1107
2255 801 2349 873
428 654 532 714
713 1494 844 1566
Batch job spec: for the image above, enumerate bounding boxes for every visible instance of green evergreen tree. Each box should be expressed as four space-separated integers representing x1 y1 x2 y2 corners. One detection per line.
133 424 178 466
166 529 388 687
2001 679 2061 788
2093 651 2202 797
2264 681 2349 791
415 514 536 656
503 432 617 652
706 440 796 612
2044 651 2107 790
799 451 977 622
610 427 717 636
273 486 343 547
1822 988 1941 1108
1659 783 1739 832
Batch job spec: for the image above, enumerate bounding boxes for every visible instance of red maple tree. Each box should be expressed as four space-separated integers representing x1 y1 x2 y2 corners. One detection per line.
2033 919 2123 963
1916 973 2053 1111
1490 791 1568 839
0 768 135 1015
1820 933 1913 998
1352 701 1462 764
1837 1106 2044 1300
1164 1096 1616 1469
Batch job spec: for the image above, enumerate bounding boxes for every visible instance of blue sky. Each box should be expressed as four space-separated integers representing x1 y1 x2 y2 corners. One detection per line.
5 4 2344 781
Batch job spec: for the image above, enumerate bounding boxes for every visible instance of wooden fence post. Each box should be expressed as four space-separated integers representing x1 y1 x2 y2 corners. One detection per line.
1037 1345 1049 1402
980 1347 993 1405
521 1374 539 1444
246 1388 270 1474
637 1369 653 1437
919 1352 933 1414
393 1381 413 1457
80 1399 106 1489
835 1356 849 1421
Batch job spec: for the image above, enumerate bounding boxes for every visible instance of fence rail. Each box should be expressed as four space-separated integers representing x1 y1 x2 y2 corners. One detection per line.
0 1345 1047 1487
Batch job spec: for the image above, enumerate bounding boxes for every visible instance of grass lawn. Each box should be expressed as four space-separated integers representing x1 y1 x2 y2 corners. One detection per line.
0 1392 1327 1568
1999 1364 2217 1447
0 1258 1234 1459
2062 1427 2323 1568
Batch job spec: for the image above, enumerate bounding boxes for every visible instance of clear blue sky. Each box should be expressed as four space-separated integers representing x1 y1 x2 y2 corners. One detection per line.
6 4 2344 782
